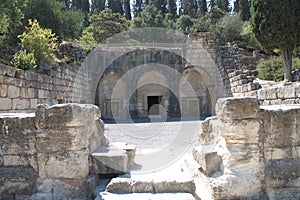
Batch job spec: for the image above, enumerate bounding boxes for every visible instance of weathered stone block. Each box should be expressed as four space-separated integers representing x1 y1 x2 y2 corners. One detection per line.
219 119 260 144
37 150 89 179
0 113 36 155
0 98 12 110
277 86 295 99
260 107 300 148
7 85 20 98
0 166 37 196
90 148 128 174
0 84 7 97
216 97 259 122
36 126 93 152
265 158 300 189
35 103 100 128
13 99 30 110
266 188 300 200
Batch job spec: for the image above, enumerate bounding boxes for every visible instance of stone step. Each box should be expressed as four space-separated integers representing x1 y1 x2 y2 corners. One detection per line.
89 142 136 175
98 192 195 200
105 177 195 195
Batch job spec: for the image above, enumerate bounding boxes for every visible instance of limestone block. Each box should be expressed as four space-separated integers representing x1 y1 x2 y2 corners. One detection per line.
37 150 89 179
36 126 91 152
266 188 300 200
38 89 50 99
296 84 300 98
199 116 221 145
260 107 300 148
0 113 36 155
0 98 12 110
0 84 7 97
210 174 263 199
106 178 132 193
219 119 260 144
51 177 97 199
265 158 300 189
30 99 38 109
225 144 262 177
0 166 37 196
257 88 277 100
216 97 259 122
3 155 37 170
264 147 300 163
282 99 296 104
89 148 128 174
13 99 30 110
4 77 22 87
35 103 101 128
277 86 295 99
7 85 20 98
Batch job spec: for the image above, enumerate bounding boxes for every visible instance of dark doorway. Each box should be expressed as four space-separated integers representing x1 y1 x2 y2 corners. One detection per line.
148 96 160 115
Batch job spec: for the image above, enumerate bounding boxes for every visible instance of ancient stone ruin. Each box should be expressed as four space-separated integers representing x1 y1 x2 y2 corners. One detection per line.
0 31 300 199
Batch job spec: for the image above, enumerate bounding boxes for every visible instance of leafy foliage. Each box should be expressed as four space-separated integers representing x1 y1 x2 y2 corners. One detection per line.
251 0 300 81
24 0 85 40
214 14 244 45
240 22 263 50
11 49 36 70
81 9 130 46
132 4 165 28
257 57 300 81
19 19 57 65
0 0 27 44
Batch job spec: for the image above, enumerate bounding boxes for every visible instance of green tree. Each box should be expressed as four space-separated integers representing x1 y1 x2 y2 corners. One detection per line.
198 0 208 16
134 0 144 17
108 0 124 15
251 0 300 82
24 0 85 40
132 4 165 28
123 0 132 20
234 0 250 20
19 19 57 65
176 15 195 34
214 13 243 45
91 0 105 13
168 0 177 17
71 0 90 13
0 0 27 44
216 0 231 12
81 9 130 45
182 0 198 17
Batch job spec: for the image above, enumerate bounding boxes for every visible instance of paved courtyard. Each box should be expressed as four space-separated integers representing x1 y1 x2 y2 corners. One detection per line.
103 118 203 173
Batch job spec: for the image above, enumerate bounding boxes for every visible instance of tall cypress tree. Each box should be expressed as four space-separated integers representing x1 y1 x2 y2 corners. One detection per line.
198 0 208 16
123 0 132 20
134 0 143 17
168 0 177 17
240 0 250 20
216 0 230 12
108 0 124 15
91 0 105 13
183 0 198 17
251 0 300 82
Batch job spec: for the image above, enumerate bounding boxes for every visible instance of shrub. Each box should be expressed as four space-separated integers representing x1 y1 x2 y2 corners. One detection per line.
11 49 36 70
257 57 300 81
19 19 57 65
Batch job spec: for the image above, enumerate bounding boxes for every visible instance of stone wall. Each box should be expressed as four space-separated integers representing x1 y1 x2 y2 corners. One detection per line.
238 82 300 106
0 63 90 113
0 104 108 199
194 97 300 199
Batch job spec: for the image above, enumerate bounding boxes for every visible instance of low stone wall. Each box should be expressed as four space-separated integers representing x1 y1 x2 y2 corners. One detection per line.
0 63 89 113
195 97 300 199
0 104 108 199
237 82 300 105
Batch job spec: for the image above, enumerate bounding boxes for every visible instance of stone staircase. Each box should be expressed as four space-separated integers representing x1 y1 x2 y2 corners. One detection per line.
89 142 136 175
94 156 197 200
